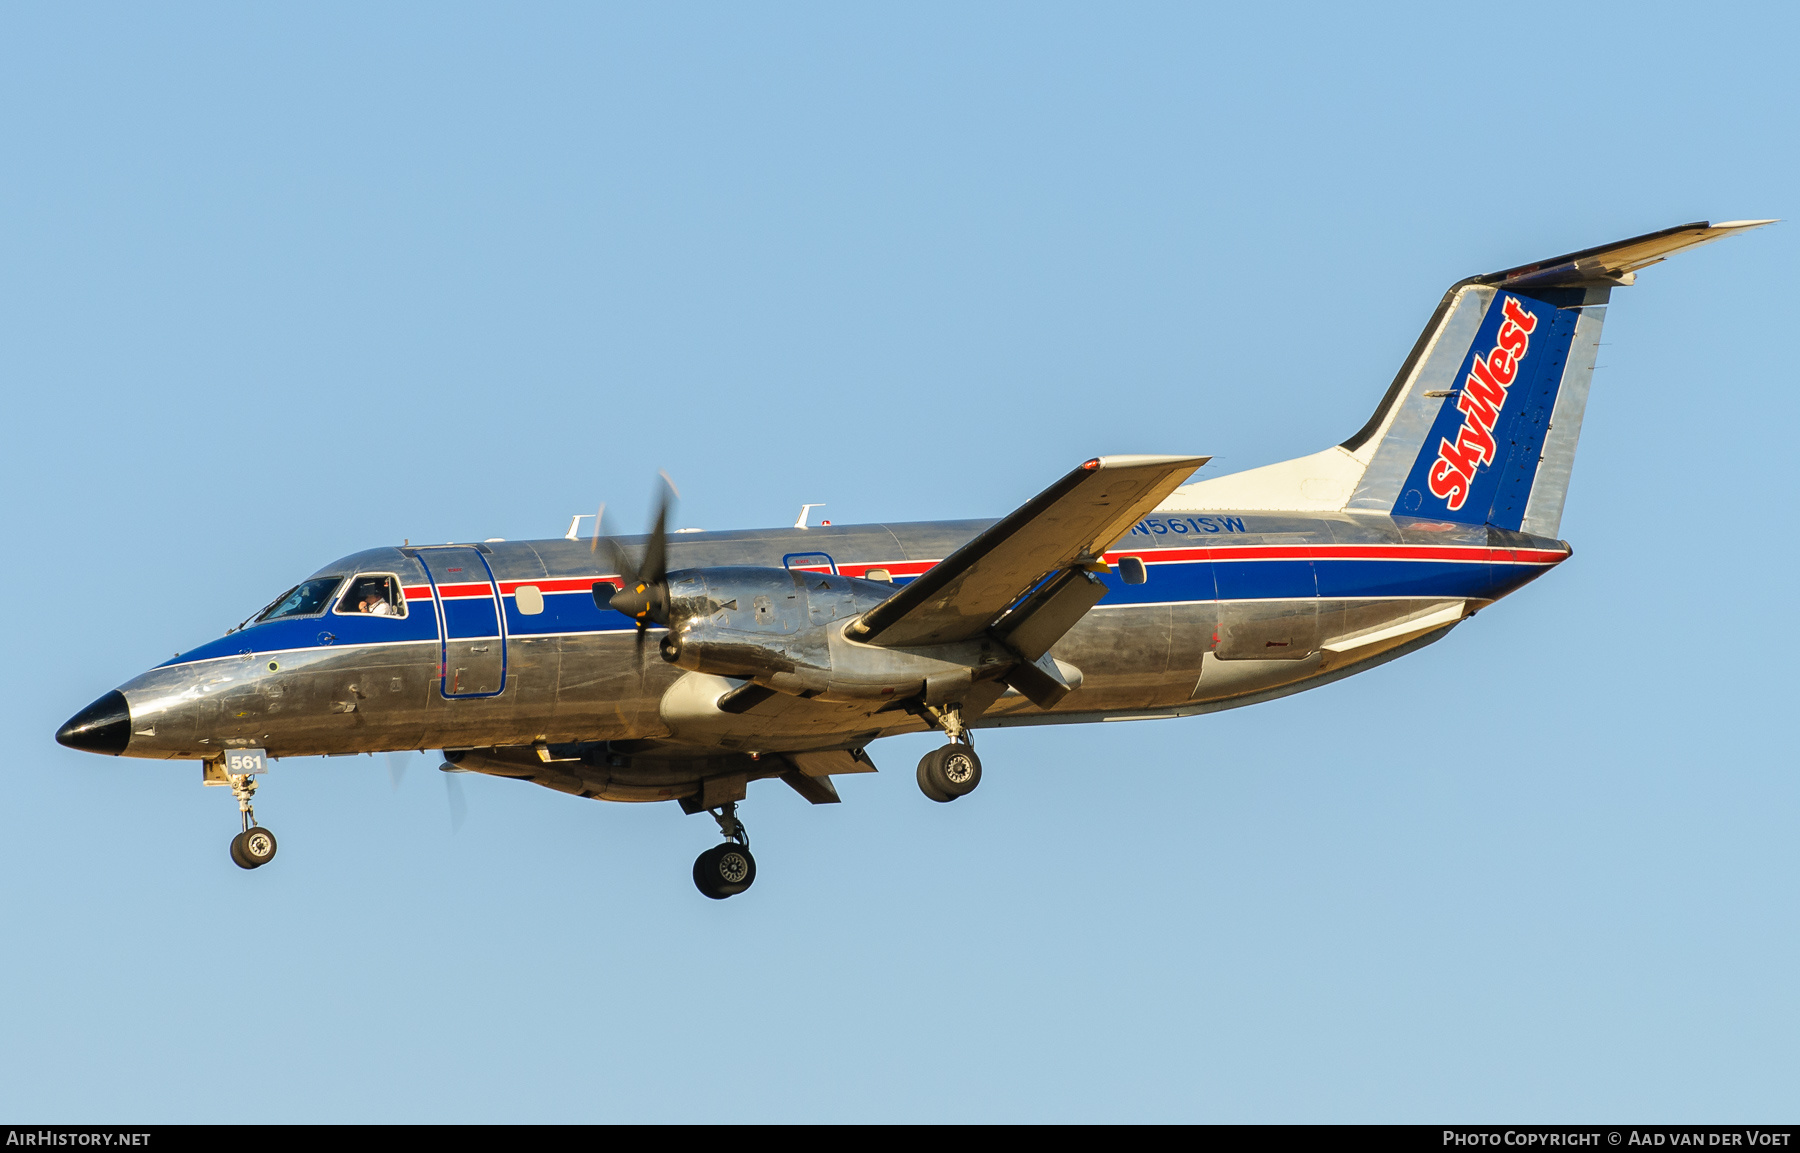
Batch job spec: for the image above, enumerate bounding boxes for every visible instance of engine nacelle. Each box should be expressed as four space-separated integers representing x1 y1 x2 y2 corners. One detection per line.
658 566 1011 701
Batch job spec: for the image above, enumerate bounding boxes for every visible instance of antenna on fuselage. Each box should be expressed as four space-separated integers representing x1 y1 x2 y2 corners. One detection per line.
795 503 825 529
565 514 594 541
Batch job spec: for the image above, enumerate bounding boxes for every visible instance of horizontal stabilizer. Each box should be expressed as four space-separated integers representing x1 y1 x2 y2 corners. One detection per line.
1491 219 1775 290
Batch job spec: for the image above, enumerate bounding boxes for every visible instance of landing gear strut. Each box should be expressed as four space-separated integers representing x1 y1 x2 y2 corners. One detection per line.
224 772 278 870
916 703 983 803
693 801 756 899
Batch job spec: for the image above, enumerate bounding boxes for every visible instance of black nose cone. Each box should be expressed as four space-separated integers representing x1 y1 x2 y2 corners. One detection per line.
56 690 131 755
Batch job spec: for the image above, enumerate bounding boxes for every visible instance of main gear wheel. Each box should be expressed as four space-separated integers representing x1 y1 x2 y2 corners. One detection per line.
693 842 756 899
917 744 982 802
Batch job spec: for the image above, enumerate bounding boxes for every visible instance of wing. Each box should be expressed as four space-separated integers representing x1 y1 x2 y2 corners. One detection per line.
847 454 1208 648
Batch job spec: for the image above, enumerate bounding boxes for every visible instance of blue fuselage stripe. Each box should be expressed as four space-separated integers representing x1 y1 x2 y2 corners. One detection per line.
162 556 1554 668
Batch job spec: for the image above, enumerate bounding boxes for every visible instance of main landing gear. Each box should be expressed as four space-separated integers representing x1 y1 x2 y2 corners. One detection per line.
916 703 982 803
693 801 756 900
224 771 278 871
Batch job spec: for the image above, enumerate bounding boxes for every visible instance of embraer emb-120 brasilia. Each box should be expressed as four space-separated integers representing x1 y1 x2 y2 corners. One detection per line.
58 220 1771 897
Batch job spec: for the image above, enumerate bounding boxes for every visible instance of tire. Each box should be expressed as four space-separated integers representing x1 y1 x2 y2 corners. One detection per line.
916 749 954 803
923 744 981 799
229 832 255 870
693 843 756 899
240 826 278 868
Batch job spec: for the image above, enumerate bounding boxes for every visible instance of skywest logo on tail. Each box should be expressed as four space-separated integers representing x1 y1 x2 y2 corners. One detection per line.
1427 296 1539 511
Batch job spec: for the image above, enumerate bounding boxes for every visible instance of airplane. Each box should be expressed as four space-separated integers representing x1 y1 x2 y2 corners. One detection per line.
56 219 1771 898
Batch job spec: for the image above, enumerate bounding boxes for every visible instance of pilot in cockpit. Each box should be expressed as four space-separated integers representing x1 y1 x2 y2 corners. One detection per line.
347 578 398 616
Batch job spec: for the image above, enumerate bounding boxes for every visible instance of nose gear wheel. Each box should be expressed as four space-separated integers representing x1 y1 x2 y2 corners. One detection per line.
230 826 278 870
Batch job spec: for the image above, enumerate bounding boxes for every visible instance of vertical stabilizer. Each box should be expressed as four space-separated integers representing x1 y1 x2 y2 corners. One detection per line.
1163 220 1773 536
1354 282 1600 531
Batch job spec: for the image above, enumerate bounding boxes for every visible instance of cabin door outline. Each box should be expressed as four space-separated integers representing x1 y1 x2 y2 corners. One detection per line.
414 547 508 699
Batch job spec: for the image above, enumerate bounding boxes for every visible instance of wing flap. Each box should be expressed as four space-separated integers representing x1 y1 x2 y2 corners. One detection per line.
780 771 842 804
994 567 1111 661
784 748 879 777
849 454 1207 648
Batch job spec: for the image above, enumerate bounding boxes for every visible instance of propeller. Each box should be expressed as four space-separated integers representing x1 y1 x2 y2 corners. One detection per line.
384 749 468 834
592 473 679 645
385 749 415 791
441 766 468 834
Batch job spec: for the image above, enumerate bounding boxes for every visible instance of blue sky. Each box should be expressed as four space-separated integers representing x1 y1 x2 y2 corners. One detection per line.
3 3 1795 1122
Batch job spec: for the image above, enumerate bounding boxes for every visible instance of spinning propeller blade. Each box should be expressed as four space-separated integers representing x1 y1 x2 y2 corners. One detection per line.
443 770 468 834
593 475 679 636
592 514 638 602
391 750 467 834
384 749 423 791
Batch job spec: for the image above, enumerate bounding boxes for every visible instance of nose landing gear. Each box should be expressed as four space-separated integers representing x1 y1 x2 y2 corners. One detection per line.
693 801 756 899
207 761 279 871
915 703 983 802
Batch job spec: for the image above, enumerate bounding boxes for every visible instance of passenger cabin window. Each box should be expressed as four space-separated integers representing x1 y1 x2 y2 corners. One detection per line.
254 578 345 623
1117 557 1147 585
336 574 407 618
514 585 544 615
864 569 892 583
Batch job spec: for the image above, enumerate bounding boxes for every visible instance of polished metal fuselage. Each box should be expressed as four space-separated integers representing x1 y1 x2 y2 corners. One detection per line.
106 510 1565 797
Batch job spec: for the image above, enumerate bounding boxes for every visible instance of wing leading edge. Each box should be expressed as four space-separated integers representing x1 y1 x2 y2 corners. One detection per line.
848 454 1208 649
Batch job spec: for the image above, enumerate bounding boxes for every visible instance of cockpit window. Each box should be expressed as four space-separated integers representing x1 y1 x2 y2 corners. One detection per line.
253 578 345 623
335 574 406 618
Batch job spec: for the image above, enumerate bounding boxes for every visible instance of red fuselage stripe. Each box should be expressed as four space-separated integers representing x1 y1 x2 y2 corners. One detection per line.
1105 544 1567 565
397 544 1564 600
